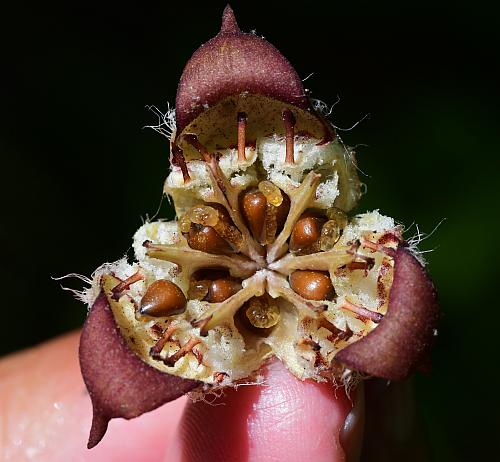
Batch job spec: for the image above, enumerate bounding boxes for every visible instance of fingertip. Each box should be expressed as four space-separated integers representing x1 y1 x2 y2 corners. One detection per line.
169 360 356 462
0 331 186 461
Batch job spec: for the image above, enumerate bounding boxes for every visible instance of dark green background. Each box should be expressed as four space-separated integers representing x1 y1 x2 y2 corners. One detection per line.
2 1 499 460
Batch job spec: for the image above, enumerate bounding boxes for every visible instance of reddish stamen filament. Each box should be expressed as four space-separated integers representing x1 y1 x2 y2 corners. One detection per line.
237 112 247 161
183 134 212 163
150 323 178 360
361 238 397 258
111 270 144 300
282 108 296 163
164 336 201 367
171 145 190 183
342 300 384 323
298 337 321 351
191 316 213 337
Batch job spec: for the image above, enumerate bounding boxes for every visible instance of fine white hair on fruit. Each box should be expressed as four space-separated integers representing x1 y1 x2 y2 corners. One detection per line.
55 258 136 308
52 273 93 304
310 95 371 182
143 103 176 139
311 95 341 117
405 218 446 266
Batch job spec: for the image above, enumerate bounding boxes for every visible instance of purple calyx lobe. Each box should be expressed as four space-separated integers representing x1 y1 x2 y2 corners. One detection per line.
79 292 199 448
175 5 311 136
336 247 439 380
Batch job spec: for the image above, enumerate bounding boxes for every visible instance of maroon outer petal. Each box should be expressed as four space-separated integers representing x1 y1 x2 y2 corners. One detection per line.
336 247 439 380
175 5 311 135
79 292 200 448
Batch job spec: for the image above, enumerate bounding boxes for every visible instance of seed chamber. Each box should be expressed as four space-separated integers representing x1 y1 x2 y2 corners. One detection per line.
92 115 400 387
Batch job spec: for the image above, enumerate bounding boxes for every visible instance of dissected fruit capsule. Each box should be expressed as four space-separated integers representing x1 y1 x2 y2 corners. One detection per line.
140 279 187 317
289 270 335 301
77 5 439 449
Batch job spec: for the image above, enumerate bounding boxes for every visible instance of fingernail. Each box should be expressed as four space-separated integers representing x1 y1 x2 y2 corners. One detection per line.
340 381 365 462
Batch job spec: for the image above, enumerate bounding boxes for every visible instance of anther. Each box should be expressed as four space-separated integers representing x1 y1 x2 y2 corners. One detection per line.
258 181 283 207
282 108 296 163
210 203 244 251
187 205 219 227
237 112 247 161
171 145 190 183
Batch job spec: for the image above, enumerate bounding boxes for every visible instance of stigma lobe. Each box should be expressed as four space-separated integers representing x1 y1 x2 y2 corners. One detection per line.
79 292 199 448
175 5 310 136
336 247 439 380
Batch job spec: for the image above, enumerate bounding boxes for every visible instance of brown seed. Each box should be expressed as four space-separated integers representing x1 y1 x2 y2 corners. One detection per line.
205 278 242 303
188 279 210 300
187 224 233 254
289 270 335 301
240 189 267 239
240 188 290 241
140 279 187 317
289 213 325 252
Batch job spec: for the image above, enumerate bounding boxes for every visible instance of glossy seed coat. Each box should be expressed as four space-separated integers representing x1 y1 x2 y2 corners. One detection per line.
289 270 335 301
140 279 187 317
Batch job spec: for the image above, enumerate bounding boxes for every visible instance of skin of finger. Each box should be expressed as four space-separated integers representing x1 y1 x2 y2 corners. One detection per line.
168 359 354 462
0 331 185 462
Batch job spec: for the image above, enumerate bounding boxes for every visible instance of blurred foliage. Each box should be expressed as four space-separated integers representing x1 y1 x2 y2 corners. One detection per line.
2 1 498 460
